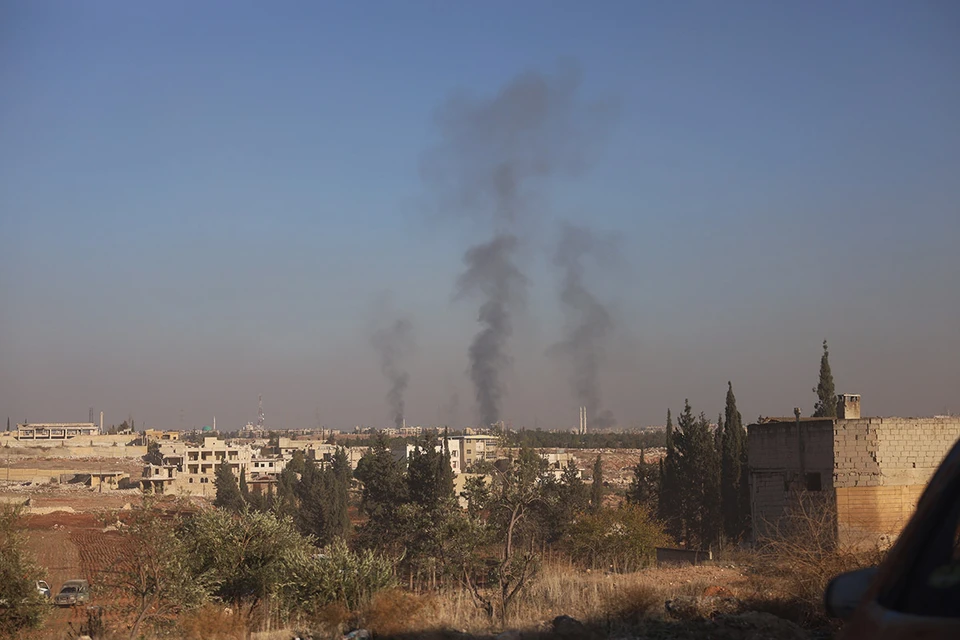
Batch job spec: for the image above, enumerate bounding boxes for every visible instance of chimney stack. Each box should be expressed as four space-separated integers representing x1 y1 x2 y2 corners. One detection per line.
837 394 861 420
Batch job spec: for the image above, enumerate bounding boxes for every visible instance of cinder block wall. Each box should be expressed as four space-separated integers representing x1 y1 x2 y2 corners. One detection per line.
747 419 835 539
833 417 960 548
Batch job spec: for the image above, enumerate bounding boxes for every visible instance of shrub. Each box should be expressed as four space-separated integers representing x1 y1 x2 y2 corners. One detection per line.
754 491 884 625
0 505 47 637
602 583 662 625
301 539 397 612
566 504 668 573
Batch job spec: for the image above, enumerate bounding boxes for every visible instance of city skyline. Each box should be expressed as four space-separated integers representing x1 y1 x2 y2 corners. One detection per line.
2 2 958 431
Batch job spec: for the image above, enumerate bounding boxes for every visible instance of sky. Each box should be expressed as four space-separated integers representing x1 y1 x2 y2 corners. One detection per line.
1 1 958 432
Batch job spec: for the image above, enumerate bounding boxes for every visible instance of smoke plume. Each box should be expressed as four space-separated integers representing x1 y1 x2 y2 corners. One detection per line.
371 316 415 430
552 223 617 430
424 65 610 427
456 234 526 426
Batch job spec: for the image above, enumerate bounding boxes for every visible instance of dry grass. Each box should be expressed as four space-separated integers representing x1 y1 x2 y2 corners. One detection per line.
403 561 747 634
752 492 886 627
361 588 436 636
177 604 252 640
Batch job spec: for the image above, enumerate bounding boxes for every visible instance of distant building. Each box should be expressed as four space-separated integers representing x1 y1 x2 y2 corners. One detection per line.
143 429 180 442
17 423 101 440
142 437 255 496
748 394 960 550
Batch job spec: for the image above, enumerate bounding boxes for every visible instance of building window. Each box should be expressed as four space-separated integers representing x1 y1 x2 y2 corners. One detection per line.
805 472 822 492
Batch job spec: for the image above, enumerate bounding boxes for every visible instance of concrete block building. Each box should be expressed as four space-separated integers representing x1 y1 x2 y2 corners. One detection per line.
142 437 256 496
748 394 960 549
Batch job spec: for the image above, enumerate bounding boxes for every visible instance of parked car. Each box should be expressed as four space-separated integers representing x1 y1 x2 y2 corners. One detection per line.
826 436 960 638
54 580 90 607
36 580 50 599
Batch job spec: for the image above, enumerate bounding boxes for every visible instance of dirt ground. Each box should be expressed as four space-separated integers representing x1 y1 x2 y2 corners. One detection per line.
16 504 136 638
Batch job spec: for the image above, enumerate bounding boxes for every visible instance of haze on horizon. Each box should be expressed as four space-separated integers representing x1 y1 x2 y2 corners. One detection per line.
1 2 958 432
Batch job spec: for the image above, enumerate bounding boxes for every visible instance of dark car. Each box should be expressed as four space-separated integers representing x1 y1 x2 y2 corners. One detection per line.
826 436 960 638
54 580 90 607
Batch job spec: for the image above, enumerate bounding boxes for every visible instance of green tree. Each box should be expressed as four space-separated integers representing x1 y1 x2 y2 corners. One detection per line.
354 432 409 551
407 432 453 509
673 401 722 549
325 446 352 541
567 504 667 572
813 339 837 418
296 458 328 542
214 460 244 512
181 508 316 617
109 498 208 640
589 454 604 512
0 505 47 636
144 441 164 466
657 409 682 539
239 468 250 501
626 447 659 510
721 382 750 542
273 466 300 521
454 448 548 624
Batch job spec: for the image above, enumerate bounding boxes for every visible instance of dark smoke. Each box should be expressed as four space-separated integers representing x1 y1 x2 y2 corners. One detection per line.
456 234 526 427
552 223 617 430
371 316 415 430
424 65 610 427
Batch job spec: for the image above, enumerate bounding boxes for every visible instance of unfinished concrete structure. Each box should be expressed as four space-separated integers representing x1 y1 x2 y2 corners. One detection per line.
748 395 960 549
143 437 256 496
17 423 101 440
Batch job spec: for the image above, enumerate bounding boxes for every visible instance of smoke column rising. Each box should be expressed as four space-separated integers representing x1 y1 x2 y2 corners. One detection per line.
423 65 610 426
456 234 526 426
552 223 617 429
371 316 415 429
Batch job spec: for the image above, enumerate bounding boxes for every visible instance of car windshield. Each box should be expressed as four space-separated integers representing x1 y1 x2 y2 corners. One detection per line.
59 587 78 594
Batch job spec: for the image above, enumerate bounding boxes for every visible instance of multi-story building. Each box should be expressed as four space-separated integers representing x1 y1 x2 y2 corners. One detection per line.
249 455 286 478
392 442 462 474
143 437 256 496
453 434 501 470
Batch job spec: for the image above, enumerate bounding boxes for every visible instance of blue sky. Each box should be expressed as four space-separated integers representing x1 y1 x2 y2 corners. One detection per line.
1 1 958 431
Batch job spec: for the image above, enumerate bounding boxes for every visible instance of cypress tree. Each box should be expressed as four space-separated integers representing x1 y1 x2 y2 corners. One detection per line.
627 447 658 510
658 408 681 538
239 467 249 502
213 459 243 512
297 458 328 540
721 382 747 542
324 446 352 541
813 340 837 417
590 454 604 512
